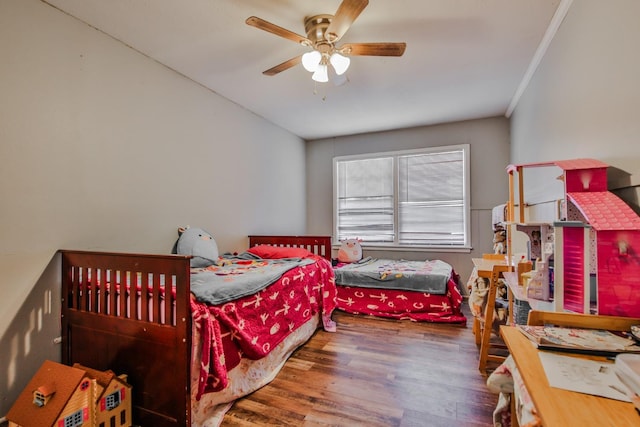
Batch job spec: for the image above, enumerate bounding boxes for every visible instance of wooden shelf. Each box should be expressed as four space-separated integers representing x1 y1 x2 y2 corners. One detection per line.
503 272 525 300
503 271 555 323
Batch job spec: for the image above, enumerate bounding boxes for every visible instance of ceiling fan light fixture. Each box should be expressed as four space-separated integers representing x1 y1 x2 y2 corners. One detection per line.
329 52 350 75
302 50 322 72
312 63 329 82
246 1 406 81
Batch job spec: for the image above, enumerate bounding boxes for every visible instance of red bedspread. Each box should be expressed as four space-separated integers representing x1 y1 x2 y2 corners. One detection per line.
336 276 466 323
190 257 336 399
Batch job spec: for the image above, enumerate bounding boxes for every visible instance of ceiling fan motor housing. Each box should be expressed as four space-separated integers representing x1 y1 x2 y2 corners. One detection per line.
304 14 334 52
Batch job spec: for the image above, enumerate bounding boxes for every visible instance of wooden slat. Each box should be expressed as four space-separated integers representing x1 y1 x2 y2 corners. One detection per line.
164 274 173 325
98 268 107 314
141 270 149 322
129 270 138 321
109 268 117 316
527 310 640 330
118 270 127 318
152 273 161 324
80 267 89 311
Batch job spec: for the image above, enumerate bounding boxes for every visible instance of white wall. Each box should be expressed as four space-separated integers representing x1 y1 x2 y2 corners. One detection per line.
511 0 640 209
306 117 511 283
0 0 306 416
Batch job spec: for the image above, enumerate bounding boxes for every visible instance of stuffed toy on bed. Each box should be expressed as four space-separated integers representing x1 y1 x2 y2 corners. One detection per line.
337 238 363 263
173 226 219 268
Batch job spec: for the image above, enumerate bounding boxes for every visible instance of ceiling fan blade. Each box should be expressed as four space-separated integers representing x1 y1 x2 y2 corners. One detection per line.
341 42 407 56
262 55 303 76
246 16 310 45
325 0 369 43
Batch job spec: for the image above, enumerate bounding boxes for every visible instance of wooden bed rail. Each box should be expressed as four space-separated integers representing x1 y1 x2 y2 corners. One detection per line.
60 250 192 427
248 235 333 260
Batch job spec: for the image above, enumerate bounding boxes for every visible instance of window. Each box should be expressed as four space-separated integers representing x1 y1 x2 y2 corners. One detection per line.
333 145 469 248
105 390 121 411
33 391 46 407
63 409 84 427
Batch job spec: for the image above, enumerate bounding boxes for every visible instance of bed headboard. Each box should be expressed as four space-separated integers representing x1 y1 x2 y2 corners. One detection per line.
248 235 333 261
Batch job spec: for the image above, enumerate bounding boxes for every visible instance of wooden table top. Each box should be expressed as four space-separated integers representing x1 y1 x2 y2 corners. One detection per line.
471 257 507 272
500 326 640 426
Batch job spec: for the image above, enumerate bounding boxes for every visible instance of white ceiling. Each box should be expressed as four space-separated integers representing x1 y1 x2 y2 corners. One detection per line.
44 0 563 140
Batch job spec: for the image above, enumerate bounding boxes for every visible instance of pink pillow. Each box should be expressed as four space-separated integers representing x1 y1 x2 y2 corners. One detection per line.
247 245 313 259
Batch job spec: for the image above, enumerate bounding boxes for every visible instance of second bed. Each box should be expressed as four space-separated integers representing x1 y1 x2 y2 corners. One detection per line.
249 235 466 324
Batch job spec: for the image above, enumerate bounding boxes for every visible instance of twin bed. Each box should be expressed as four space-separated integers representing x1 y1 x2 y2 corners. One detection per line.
61 235 465 426
333 257 465 323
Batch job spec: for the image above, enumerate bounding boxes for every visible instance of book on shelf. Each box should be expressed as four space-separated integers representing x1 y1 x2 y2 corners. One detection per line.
516 324 640 356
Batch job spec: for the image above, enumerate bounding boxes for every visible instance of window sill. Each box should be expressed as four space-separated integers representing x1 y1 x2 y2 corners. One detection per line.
332 244 472 254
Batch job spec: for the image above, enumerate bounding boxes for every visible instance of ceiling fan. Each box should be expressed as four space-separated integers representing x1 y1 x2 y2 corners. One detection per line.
246 0 406 83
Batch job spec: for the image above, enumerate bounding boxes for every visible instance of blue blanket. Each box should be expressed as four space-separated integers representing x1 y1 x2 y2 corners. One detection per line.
334 257 452 295
190 253 314 305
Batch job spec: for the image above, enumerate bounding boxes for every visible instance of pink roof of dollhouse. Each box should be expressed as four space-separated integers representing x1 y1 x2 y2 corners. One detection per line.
506 158 608 173
568 192 640 230
552 159 608 170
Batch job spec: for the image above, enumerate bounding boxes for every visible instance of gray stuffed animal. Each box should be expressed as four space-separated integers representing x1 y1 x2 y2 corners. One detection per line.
174 226 219 267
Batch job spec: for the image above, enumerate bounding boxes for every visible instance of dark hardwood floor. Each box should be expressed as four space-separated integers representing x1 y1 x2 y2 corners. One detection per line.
222 303 499 426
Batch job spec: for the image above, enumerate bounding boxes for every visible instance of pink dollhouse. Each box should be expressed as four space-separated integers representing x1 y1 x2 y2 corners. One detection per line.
507 158 640 317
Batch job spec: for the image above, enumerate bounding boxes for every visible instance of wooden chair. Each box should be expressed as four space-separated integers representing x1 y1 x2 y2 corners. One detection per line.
472 253 508 343
478 264 511 373
473 254 512 373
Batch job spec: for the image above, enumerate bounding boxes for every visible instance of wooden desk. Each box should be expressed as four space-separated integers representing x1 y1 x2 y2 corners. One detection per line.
500 326 639 426
472 258 511 372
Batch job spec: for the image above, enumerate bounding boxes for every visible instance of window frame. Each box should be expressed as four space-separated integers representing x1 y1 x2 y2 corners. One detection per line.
105 389 121 411
64 409 84 427
332 144 471 251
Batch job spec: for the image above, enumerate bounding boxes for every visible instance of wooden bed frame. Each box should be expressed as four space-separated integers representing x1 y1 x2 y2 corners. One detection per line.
248 235 333 260
61 250 192 426
61 236 465 425
60 236 333 426
249 235 466 323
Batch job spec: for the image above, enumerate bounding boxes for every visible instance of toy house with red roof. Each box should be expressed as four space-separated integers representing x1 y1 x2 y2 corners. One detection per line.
555 160 640 317
7 360 132 427
74 363 133 427
507 158 640 317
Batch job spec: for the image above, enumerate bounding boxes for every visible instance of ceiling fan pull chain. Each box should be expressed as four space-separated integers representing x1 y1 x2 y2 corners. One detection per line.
313 81 328 101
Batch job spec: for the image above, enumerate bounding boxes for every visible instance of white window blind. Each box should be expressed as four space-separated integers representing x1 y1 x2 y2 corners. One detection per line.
336 157 394 242
334 145 469 248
